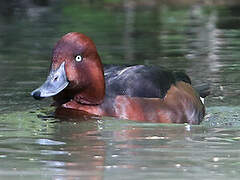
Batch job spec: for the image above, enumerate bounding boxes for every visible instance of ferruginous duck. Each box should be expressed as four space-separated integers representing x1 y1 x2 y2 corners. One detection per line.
31 32 209 124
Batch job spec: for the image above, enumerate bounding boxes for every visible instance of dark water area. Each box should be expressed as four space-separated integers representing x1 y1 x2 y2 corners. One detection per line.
1 0 240 179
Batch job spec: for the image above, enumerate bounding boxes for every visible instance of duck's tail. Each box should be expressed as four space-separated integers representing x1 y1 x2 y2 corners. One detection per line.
173 71 210 105
193 83 210 98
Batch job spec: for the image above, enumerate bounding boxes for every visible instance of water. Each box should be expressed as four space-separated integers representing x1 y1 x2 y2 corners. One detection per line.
1 0 240 179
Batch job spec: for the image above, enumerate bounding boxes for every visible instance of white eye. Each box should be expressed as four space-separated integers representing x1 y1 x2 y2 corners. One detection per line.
75 55 82 62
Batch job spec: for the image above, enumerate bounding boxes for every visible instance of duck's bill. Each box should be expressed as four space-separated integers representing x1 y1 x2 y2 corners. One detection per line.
31 62 69 100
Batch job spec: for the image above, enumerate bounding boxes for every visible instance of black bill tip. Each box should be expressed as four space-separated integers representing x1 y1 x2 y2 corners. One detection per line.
32 90 44 100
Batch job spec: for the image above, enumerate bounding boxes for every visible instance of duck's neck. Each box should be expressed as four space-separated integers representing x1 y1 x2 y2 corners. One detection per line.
74 59 105 105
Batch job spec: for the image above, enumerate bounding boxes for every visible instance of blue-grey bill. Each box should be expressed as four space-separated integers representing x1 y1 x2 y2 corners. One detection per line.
31 62 69 99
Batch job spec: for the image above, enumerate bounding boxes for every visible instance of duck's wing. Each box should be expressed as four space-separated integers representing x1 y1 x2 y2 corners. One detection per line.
104 65 187 99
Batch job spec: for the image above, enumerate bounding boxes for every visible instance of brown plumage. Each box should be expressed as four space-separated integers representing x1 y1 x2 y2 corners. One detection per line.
31 32 209 124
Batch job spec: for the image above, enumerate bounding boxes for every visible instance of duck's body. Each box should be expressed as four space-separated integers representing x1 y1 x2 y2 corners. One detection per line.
31 32 209 124
56 81 204 124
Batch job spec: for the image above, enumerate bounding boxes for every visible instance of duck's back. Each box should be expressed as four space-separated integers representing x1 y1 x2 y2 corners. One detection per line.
104 65 191 99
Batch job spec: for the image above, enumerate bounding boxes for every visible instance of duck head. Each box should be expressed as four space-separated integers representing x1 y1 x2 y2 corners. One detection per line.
31 32 105 105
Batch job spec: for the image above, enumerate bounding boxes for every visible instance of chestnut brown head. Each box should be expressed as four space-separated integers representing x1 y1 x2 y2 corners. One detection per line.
31 32 105 105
